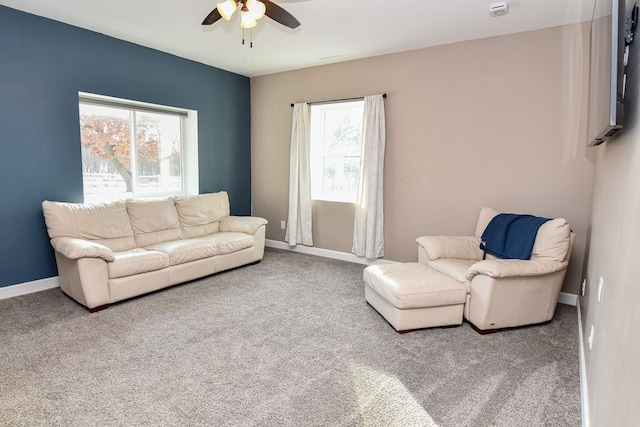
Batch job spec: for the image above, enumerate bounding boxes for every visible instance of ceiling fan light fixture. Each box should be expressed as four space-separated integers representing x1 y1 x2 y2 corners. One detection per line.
240 10 258 29
246 0 266 20
217 0 238 21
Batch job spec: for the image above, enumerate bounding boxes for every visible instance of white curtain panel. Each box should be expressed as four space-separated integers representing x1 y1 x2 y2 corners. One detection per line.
352 94 386 258
285 103 313 247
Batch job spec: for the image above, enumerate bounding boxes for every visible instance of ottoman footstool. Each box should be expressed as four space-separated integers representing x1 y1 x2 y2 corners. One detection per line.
363 263 467 332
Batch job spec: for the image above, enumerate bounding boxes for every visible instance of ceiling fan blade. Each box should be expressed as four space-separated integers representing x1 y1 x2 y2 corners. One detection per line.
262 0 301 29
202 8 222 25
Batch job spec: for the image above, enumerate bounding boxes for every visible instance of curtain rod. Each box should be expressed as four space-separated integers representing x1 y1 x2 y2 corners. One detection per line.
290 93 386 107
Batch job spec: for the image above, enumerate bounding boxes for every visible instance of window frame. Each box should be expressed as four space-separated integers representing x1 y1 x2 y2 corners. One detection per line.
309 99 365 203
78 92 199 203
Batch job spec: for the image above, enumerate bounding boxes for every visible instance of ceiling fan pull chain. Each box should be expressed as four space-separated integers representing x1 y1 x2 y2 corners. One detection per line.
250 28 253 48
242 26 245 45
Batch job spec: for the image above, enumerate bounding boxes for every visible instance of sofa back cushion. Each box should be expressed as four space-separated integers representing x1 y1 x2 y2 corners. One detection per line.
474 207 499 240
127 197 182 247
530 218 571 262
475 206 571 262
42 200 136 252
174 192 230 238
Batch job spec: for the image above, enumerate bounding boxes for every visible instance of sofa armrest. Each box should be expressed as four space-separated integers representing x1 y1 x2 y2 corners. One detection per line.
219 216 268 235
50 236 115 262
465 258 568 281
416 235 483 262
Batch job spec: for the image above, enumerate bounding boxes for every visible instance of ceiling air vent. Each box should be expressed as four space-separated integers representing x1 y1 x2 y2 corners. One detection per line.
490 2 509 17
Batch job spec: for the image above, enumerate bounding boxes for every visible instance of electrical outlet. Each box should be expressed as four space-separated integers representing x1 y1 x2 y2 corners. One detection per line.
588 325 595 350
598 277 604 302
280 220 286 230
581 279 586 297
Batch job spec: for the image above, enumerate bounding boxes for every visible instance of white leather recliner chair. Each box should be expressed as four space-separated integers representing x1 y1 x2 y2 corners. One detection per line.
416 207 575 333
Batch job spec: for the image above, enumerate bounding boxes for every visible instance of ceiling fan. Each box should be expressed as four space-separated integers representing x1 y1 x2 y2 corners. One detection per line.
202 0 301 30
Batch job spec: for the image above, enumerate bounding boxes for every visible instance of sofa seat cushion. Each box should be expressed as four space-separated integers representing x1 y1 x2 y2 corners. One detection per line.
427 259 477 293
108 249 170 279
363 263 467 310
145 239 217 266
202 232 254 255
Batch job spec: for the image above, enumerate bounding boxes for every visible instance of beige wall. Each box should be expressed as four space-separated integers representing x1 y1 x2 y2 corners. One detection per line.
251 22 594 295
580 29 640 424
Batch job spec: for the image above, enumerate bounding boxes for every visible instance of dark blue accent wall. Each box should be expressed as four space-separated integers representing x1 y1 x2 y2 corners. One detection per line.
0 6 252 288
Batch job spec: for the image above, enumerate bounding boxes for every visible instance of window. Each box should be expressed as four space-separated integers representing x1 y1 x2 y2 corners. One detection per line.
78 93 198 202
310 100 365 203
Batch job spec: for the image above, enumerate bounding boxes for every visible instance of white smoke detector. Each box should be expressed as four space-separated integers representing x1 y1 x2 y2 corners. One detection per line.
489 2 509 17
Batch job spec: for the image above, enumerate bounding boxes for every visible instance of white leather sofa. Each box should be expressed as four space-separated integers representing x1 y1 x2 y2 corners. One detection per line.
42 192 267 311
417 207 575 332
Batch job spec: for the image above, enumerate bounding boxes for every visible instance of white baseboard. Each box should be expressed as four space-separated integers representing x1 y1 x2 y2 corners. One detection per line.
265 239 396 266
577 301 590 427
558 292 578 306
0 276 60 300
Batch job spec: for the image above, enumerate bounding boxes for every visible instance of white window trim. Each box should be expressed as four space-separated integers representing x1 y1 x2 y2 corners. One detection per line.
78 92 198 201
310 100 364 204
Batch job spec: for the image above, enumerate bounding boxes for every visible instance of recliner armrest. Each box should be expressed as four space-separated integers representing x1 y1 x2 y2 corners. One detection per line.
50 236 115 262
219 216 268 235
465 258 568 281
416 235 484 261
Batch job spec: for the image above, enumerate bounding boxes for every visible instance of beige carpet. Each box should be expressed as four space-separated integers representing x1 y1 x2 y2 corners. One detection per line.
0 248 581 426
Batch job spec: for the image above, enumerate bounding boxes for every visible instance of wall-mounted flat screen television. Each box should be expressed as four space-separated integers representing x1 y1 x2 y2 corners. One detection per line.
587 0 630 146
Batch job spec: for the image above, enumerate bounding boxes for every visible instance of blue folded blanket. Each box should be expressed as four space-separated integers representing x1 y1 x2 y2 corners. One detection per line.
480 213 550 260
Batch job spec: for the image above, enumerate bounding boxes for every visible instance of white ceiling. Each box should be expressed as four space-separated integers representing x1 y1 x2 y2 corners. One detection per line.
0 0 595 77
